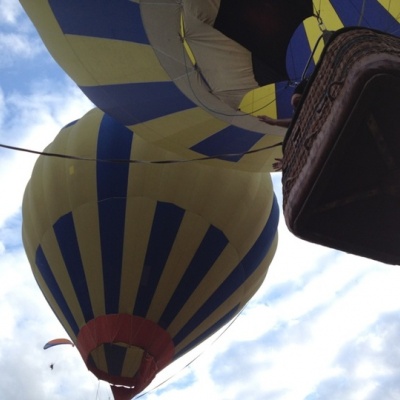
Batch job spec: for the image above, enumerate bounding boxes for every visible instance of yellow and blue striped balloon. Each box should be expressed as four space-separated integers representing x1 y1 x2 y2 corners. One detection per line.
20 1 400 172
22 108 279 399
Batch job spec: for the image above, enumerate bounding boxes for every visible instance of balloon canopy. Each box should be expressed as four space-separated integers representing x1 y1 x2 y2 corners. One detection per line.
22 108 279 398
20 0 400 172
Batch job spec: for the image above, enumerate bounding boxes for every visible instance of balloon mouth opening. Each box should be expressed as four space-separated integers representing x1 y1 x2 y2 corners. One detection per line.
76 314 175 391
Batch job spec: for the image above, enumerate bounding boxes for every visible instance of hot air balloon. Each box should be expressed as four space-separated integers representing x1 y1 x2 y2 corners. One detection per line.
22 108 279 399
20 1 400 172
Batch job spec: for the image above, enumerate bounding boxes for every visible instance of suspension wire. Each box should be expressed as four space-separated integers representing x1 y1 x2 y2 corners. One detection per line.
180 30 303 119
0 141 283 165
136 307 246 399
357 0 367 27
94 379 100 400
313 5 327 33
302 33 325 81
179 31 248 119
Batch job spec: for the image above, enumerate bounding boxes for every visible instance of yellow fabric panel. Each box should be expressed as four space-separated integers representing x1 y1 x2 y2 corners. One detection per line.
21 217 36 273
59 111 105 317
90 345 111 376
180 13 197 66
128 107 228 147
123 135 277 336
21 200 59 334
63 111 101 211
22 199 78 343
314 0 345 30
121 346 144 379
228 141 282 173
304 3 344 65
119 197 156 314
22 159 48 246
166 245 239 338
40 134 72 225
24 134 70 241
171 280 246 355
20 0 95 86
173 237 277 355
303 17 327 66
72 203 105 318
198 171 273 256
145 212 211 322
20 0 168 87
238 83 278 118
238 234 278 306
378 0 400 21
173 235 276 354
40 228 86 330
125 136 276 253
63 35 170 86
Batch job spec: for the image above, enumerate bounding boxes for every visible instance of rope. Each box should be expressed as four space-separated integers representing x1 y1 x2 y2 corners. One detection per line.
302 33 324 81
136 307 246 399
94 380 100 400
0 141 282 165
179 11 288 118
357 0 367 27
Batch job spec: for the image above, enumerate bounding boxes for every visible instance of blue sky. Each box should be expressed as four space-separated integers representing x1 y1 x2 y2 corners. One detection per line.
1 2 400 400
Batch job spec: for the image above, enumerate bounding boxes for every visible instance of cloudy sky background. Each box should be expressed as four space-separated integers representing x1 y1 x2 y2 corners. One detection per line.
1 2 400 399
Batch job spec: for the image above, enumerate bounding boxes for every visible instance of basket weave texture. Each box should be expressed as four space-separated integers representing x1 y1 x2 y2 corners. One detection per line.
282 28 400 211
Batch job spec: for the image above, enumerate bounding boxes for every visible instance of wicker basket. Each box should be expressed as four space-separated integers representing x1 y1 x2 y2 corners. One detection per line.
282 28 400 264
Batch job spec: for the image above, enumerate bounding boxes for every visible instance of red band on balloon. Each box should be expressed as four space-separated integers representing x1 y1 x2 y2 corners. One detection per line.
77 314 175 390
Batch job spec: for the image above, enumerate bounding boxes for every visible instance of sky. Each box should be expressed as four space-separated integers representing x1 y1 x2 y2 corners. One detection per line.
1 2 400 400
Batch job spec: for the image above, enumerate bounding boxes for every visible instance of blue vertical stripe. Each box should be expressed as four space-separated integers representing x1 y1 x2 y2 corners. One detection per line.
104 343 127 377
97 114 133 314
133 202 185 317
172 196 279 345
53 213 94 323
35 246 80 335
49 0 149 43
159 225 229 329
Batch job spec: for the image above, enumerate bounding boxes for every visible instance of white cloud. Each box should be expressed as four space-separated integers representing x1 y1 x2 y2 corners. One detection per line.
0 81 92 228
0 0 23 25
0 47 93 398
0 1 44 67
0 32 43 67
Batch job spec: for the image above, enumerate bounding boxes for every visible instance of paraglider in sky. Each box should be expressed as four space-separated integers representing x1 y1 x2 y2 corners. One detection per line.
20 0 400 172
43 338 74 350
22 108 279 399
